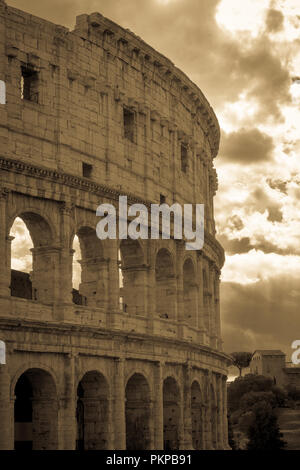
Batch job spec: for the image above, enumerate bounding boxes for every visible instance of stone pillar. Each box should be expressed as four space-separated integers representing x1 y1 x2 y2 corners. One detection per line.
105 239 120 327
222 376 229 449
204 371 212 450
176 242 185 332
0 188 10 297
209 263 218 349
0 360 14 449
214 269 222 350
183 364 193 449
147 253 156 332
114 358 126 449
58 353 76 450
153 361 164 449
178 379 185 450
58 202 75 305
106 396 114 449
216 374 223 449
196 252 205 334
149 399 155 450
78 256 109 308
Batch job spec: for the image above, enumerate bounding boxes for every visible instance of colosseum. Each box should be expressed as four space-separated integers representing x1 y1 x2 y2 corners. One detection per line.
0 0 231 450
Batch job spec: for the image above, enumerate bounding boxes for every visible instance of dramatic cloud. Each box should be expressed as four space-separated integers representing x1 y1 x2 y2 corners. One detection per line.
220 128 274 164
7 0 300 357
221 276 300 357
265 8 284 32
10 218 33 272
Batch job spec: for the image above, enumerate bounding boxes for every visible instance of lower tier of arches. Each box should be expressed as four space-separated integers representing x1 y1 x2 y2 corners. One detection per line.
0 323 230 450
0 357 229 450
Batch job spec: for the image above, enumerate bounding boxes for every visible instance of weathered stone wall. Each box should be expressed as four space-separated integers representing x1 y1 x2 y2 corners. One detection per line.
0 0 230 450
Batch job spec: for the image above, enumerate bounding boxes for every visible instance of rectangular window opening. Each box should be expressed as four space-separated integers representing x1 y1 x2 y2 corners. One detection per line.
82 162 93 178
160 194 166 204
21 66 39 102
123 107 135 143
181 144 188 173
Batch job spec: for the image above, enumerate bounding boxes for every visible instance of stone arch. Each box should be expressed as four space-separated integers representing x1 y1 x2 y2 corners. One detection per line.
7 206 56 245
183 257 198 327
14 368 58 450
9 211 56 302
191 380 203 450
210 383 218 449
119 239 146 315
72 226 108 307
76 370 109 450
155 248 176 320
125 373 151 450
163 376 180 450
11 362 59 397
125 366 153 395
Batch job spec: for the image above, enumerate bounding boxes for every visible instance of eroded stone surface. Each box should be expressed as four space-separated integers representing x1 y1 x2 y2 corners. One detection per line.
0 1 230 450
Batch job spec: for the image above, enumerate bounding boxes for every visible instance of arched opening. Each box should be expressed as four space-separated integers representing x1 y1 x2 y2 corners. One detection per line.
72 227 107 307
163 377 180 450
210 384 217 449
155 249 176 320
14 368 58 450
183 258 198 326
125 373 151 450
119 239 146 315
191 381 203 450
76 371 109 450
10 217 33 300
10 213 54 302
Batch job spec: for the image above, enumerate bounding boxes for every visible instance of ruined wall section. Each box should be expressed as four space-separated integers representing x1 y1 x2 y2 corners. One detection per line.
0 5 219 234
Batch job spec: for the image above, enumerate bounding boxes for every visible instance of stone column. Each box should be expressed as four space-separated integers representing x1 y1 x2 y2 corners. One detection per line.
209 263 218 349
178 377 185 450
149 399 155 450
31 245 63 304
105 239 120 328
176 242 185 334
58 353 77 450
183 363 193 449
153 361 164 449
0 360 14 449
106 396 114 449
216 374 223 449
222 376 229 449
214 269 222 350
114 358 126 449
147 247 156 333
196 252 205 335
59 202 75 305
204 371 212 450
0 188 10 297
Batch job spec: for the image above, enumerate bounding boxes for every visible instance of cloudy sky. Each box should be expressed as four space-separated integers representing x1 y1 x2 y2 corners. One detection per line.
8 0 300 361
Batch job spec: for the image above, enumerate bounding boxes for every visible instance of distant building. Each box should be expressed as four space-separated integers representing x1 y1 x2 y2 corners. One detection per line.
250 350 300 389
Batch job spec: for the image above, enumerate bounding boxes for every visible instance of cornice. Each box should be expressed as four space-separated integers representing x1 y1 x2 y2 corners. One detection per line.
0 156 224 268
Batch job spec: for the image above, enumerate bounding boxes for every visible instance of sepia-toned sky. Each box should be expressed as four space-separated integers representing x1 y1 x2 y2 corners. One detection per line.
8 0 300 360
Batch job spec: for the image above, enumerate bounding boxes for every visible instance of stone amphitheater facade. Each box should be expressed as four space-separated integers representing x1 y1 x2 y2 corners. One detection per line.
0 0 230 450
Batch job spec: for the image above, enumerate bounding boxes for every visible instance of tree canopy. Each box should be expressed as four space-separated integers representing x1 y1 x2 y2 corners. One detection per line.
230 351 252 377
